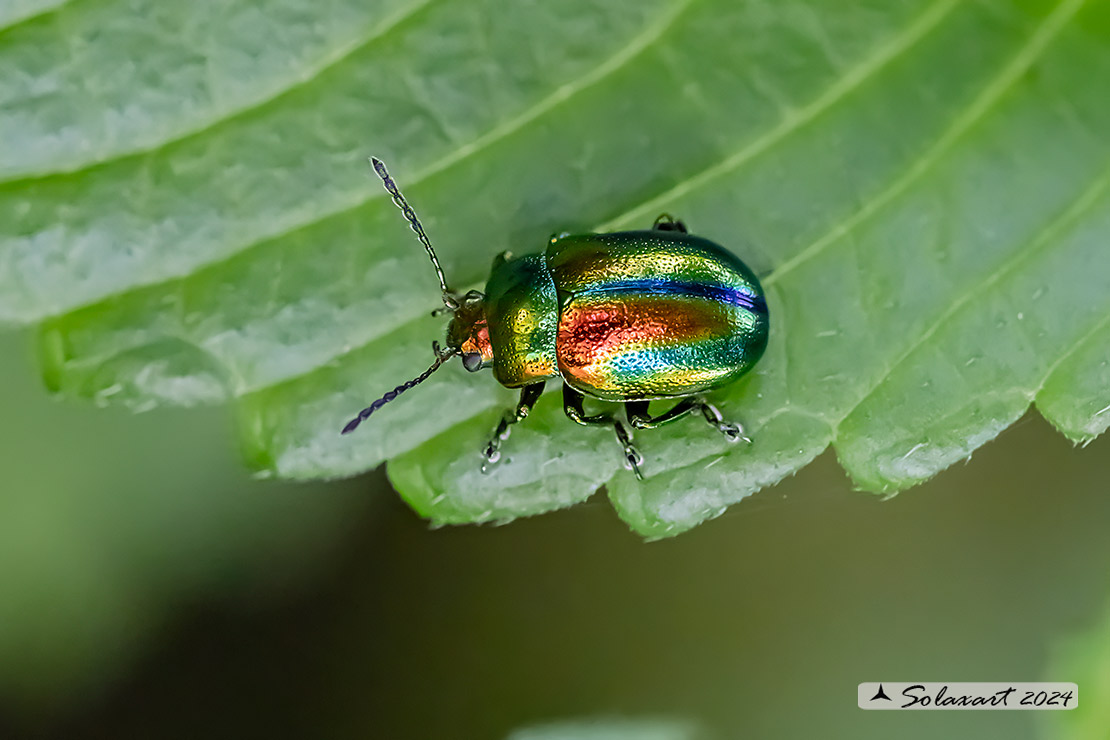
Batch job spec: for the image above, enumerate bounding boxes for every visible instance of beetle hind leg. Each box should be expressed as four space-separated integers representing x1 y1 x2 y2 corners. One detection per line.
613 422 645 480
627 397 751 444
481 383 544 473
562 385 644 480
697 399 751 443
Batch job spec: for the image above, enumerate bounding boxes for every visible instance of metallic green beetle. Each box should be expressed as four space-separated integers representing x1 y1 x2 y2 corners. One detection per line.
342 158 769 479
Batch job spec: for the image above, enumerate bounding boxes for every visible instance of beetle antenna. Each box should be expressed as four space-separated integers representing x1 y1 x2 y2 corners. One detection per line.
369 157 456 310
341 342 458 435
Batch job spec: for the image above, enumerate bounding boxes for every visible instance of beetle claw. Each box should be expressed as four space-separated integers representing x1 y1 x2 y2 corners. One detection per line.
481 444 501 474
698 402 751 444
623 449 645 480
719 422 750 444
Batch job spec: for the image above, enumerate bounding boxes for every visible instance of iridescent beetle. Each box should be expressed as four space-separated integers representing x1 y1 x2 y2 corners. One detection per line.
342 158 769 479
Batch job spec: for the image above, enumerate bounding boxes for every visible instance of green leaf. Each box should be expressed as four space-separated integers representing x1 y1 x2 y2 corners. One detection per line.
0 0 70 30
4 0 1110 537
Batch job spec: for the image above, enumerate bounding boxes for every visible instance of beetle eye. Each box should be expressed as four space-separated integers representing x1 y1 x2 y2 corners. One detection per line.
462 352 483 372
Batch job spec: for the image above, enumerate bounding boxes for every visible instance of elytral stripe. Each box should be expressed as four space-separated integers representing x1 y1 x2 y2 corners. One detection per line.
579 278 767 314
557 296 735 367
566 340 745 396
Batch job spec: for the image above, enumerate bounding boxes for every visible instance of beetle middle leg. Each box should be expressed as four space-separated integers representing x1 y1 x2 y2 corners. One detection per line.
626 397 751 443
482 382 544 472
562 384 644 480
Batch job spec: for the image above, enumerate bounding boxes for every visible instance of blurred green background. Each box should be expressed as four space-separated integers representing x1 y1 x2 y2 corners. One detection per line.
2 325 1109 739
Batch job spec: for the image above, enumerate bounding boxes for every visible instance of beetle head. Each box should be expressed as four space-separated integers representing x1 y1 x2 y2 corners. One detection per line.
446 290 493 372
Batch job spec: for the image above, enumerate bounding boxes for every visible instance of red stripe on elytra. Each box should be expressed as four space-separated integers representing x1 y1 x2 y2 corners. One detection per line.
557 297 727 369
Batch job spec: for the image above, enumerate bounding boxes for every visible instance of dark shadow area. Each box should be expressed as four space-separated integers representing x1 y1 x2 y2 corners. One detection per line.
4 413 1108 740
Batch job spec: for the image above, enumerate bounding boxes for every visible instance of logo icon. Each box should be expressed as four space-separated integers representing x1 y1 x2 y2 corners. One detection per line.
870 684 892 702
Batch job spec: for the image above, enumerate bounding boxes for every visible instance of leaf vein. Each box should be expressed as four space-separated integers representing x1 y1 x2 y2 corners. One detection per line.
42 0 700 395
0 0 73 35
0 0 436 182
764 0 1087 289
42 0 697 355
594 0 962 231
837 157 1110 435
1034 310 1110 399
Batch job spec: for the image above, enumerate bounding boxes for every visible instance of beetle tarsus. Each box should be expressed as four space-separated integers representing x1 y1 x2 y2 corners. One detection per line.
626 396 751 447
480 444 501 473
481 411 515 472
614 421 645 480
699 401 751 444
481 383 544 472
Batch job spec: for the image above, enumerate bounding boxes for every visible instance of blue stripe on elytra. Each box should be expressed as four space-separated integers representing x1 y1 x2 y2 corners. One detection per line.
607 340 743 380
582 278 767 314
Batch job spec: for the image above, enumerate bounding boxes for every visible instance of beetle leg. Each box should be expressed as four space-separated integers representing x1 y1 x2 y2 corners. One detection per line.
697 399 751 444
628 397 751 443
563 385 644 480
481 383 544 472
652 213 688 233
613 421 645 481
626 398 698 429
562 384 613 426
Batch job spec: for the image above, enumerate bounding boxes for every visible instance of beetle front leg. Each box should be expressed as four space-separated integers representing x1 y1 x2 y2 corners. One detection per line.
562 385 644 480
482 383 544 472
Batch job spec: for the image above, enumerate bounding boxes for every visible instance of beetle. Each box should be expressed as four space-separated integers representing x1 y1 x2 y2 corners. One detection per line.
342 158 769 479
